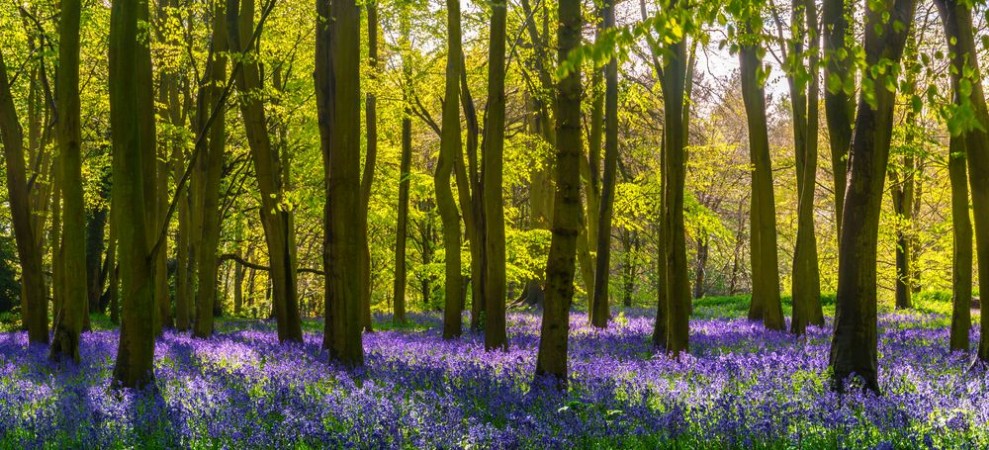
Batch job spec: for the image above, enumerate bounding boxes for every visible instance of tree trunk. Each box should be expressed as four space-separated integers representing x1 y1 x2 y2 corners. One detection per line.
438 0 464 340
786 0 824 334
228 0 303 343
316 0 364 366
829 0 915 393
535 0 581 387
110 0 157 388
659 18 691 356
392 11 413 326
739 38 785 331
0 51 49 345
359 1 380 332
935 0 989 362
51 0 87 361
891 157 914 310
823 0 854 238
483 0 509 351
947 135 972 351
590 0 619 329
193 4 227 339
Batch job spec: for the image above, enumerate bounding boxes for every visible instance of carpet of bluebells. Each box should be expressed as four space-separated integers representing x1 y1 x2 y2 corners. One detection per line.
1 306 988 449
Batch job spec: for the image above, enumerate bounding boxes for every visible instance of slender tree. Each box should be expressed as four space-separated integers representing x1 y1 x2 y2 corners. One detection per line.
590 0 619 329
316 0 364 365
193 2 228 339
51 0 87 361
110 0 157 388
738 25 785 331
359 1 380 332
392 8 413 326
0 51 49 345
535 0 582 386
228 0 304 342
829 0 916 393
483 0 509 351
773 0 824 334
438 0 464 339
822 0 853 237
935 0 989 362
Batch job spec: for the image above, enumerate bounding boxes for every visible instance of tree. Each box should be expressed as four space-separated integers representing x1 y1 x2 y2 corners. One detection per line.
737 22 784 331
51 0 87 361
590 0 619 329
0 50 48 345
771 0 824 334
935 0 989 362
392 7 413 326
359 0 380 332
535 0 582 386
316 0 364 366
228 0 303 343
438 0 464 340
192 2 227 339
829 0 916 393
483 0 509 351
822 0 853 237
109 0 157 388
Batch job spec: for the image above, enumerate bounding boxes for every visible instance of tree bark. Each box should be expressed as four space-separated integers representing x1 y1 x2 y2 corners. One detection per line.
438 0 464 339
829 0 915 393
228 0 303 343
935 0 989 362
739 37 785 331
51 0 87 362
483 0 509 351
192 3 228 339
784 0 824 334
110 0 157 388
823 0 854 238
659 14 691 356
535 0 581 387
392 10 413 326
947 135 972 351
0 51 49 345
359 2 380 332
317 0 364 366
590 0 619 329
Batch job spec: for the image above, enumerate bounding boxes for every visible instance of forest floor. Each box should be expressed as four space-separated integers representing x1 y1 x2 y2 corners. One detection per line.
0 294 986 448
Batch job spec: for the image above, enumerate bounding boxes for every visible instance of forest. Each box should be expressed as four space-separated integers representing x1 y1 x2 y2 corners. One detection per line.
1 0 989 446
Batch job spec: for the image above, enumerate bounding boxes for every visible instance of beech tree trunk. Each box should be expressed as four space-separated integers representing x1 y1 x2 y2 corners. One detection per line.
483 0 509 351
228 0 303 343
359 2 380 332
51 0 87 362
438 0 464 340
590 0 619 329
785 0 824 334
739 38 785 331
110 0 157 388
829 0 915 393
935 0 989 362
0 50 49 345
392 11 413 326
193 4 228 339
661 24 692 356
316 0 364 366
823 0 854 238
535 0 581 386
